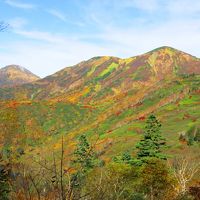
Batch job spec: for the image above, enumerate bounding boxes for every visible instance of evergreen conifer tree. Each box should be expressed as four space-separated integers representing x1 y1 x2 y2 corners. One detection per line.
71 135 98 189
73 135 96 172
136 115 166 163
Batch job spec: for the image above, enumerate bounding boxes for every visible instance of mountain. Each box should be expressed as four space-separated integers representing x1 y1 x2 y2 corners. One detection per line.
0 65 40 87
0 46 199 163
3 46 198 100
33 46 199 101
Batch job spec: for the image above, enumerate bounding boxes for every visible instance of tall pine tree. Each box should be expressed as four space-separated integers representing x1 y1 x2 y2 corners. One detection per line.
136 115 166 163
72 135 96 172
71 135 98 186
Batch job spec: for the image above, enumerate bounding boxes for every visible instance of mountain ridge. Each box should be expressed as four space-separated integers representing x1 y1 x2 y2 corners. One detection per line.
0 46 199 101
26 46 200 100
1 46 199 83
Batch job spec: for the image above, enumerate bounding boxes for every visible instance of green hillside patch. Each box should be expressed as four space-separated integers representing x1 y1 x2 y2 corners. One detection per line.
156 94 200 147
179 95 199 105
87 65 98 77
97 62 118 80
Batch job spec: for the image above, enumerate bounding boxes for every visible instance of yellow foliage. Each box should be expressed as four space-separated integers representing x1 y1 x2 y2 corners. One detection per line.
82 86 90 96
148 52 158 74
87 56 111 77
124 57 136 64
99 62 118 77
87 65 97 77
95 84 101 92
118 59 124 65
163 47 174 57
112 87 120 95
66 87 90 103
54 142 61 150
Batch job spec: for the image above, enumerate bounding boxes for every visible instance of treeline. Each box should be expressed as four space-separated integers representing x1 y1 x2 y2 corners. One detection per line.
0 115 200 200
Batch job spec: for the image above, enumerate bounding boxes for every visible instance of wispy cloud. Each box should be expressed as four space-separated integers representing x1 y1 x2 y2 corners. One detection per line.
47 9 66 21
46 8 85 27
14 29 65 43
5 0 36 9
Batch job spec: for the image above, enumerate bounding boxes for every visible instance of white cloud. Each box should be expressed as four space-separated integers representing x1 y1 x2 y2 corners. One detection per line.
5 0 36 9
47 9 67 21
14 29 65 43
46 9 85 27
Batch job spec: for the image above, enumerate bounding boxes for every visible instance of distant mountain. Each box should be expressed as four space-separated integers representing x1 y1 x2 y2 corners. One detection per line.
0 65 40 87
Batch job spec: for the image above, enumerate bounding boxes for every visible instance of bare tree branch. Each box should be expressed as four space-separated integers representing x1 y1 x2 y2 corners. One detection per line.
0 21 9 32
169 156 200 196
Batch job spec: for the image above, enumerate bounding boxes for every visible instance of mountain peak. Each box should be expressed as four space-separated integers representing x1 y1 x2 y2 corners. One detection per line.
1 65 34 73
148 46 179 54
0 64 40 87
157 46 176 50
149 46 197 57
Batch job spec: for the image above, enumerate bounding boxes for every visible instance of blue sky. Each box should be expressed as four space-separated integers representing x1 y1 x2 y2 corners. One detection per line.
0 0 200 77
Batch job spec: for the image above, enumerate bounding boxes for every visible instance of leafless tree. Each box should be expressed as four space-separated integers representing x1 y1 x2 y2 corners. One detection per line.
32 140 72 200
9 134 102 200
0 21 8 32
170 156 200 196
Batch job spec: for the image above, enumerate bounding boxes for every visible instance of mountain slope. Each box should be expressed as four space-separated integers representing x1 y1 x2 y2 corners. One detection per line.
0 65 40 87
0 46 199 162
0 46 199 100
20 46 200 101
